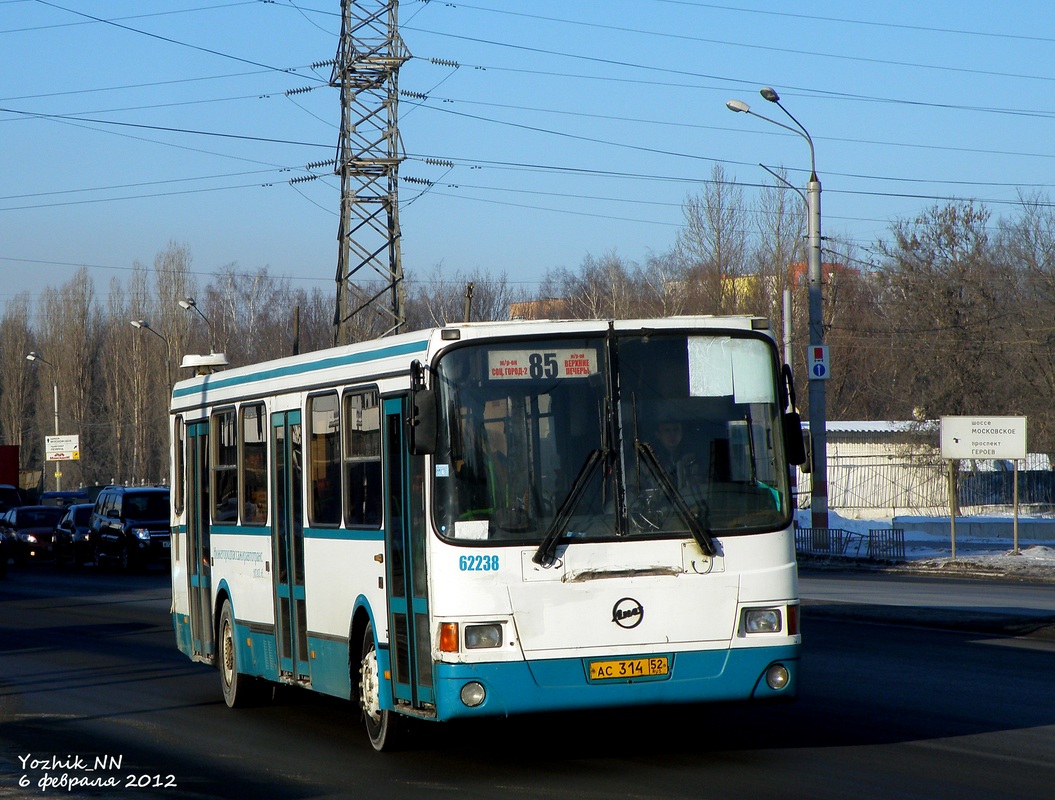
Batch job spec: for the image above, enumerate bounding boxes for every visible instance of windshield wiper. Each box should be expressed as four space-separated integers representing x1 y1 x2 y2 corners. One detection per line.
635 441 717 556
532 448 603 565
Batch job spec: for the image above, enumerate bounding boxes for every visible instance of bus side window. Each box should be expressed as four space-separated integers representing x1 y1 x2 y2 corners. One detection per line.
308 392 341 526
212 408 238 522
241 403 268 525
344 389 382 527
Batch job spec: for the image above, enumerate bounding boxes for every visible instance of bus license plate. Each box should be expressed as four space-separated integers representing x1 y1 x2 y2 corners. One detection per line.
588 656 669 681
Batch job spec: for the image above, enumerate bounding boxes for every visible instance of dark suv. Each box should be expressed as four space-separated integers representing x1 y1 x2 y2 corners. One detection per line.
0 484 23 513
90 486 171 570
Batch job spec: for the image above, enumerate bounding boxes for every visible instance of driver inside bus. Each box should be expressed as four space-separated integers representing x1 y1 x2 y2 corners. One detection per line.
653 419 704 491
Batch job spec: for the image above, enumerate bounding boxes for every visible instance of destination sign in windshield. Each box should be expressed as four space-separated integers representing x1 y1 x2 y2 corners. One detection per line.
487 349 598 380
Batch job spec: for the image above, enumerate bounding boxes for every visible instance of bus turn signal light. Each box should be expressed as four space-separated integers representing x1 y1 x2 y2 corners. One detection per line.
439 622 459 652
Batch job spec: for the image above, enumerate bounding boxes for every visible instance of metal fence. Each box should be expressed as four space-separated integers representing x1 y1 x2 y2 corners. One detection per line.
958 471 1055 506
797 460 1055 514
865 528 906 560
795 527 905 561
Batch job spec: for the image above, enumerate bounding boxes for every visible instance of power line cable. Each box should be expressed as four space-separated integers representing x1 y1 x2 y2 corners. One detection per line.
427 2 1055 86
0 105 331 148
33 0 320 78
651 0 1055 45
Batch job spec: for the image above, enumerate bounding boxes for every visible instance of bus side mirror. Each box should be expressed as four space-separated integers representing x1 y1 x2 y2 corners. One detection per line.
780 363 807 466
408 388 437 455
408 362 437 455
783 410 807 466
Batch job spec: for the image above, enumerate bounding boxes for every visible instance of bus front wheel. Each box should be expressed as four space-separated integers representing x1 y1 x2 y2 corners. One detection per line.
219 600 259 708
359 622 404 751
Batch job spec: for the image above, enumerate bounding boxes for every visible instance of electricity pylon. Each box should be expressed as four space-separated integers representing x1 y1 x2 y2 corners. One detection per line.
331 0 409 345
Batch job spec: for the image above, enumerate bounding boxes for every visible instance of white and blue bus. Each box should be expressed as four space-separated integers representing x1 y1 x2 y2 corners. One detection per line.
170 316 806 750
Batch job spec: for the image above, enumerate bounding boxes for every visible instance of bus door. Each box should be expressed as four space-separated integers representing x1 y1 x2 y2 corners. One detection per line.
271 410 310 682
186 421 214 660
383 396 434 710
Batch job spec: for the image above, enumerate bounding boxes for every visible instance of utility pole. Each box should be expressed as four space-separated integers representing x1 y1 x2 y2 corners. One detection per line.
330 0 409 345
727 88 829 531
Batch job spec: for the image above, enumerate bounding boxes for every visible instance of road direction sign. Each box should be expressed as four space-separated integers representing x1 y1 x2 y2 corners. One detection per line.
940 416 1026 460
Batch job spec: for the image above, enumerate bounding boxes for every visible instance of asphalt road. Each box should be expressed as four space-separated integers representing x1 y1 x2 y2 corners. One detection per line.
800 567 1055 638
2 564 1055 799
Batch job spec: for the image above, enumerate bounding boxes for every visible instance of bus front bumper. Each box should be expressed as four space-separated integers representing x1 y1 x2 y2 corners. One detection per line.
430 644 799 720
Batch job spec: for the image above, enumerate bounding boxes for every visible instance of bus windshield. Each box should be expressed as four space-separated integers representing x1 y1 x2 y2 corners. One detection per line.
432 331 791 545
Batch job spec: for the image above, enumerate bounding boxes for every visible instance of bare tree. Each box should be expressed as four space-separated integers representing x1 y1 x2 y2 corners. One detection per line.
29 269 97 490
0 294 35 471
125 265 162 482
152 241 196 380
995 192 1055 456
290 286 338 354
874 202 1012 420
638 250 690 318
405 265 521 329
673 164 749 314
750 172 806 355
539 251 642 320
95 277 133 485
819 238 887 420
209 264 299 365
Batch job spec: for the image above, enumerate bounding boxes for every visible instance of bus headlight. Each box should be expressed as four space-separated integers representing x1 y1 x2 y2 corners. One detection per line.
460 682 486 707
464 623 503 649
132 528 151 541
743 608 782 634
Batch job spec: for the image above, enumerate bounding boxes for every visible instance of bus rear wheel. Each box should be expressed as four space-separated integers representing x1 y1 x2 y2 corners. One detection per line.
359 622 404 751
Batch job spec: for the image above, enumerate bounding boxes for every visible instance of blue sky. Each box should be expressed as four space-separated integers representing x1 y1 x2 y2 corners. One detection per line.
3 1 1054 314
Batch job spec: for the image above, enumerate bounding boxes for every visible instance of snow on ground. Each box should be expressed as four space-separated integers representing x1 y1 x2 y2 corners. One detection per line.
795 509 1055 579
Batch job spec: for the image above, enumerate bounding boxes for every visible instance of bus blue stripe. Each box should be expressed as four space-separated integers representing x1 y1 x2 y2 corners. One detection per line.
305 527 385 541
172 338 430 398
207 523 383 542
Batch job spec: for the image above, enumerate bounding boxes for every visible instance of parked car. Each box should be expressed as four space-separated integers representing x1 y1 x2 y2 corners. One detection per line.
90 486 171 570
53 503 94 567
39 490 90 508
0 505 66 563
0 483 23 513
0 528 8 577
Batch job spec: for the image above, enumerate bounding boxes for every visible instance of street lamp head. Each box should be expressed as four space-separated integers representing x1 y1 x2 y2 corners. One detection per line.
26 352 39 362
760 87 780 103
178 297 196 310
726 99 750 114
130 319 146 330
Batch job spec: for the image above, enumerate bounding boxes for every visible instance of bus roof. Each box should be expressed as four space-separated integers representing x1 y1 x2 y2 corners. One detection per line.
170 315 773 413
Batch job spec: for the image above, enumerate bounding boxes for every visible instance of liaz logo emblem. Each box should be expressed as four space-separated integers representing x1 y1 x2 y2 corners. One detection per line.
612 597 644 629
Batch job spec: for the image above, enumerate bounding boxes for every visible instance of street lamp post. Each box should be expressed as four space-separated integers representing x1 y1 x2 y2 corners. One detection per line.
25 351 61 491
727 87 829 531
130 319 173 388
177 297 229 375
178 297 216 354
